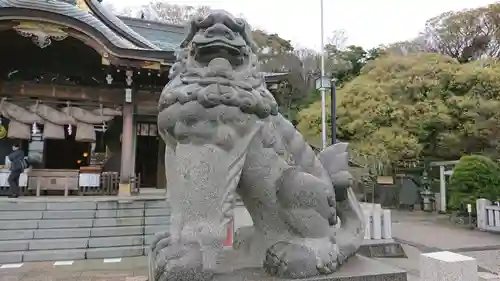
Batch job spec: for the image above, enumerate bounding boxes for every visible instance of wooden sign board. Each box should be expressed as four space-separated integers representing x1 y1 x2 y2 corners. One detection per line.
377 176 394 185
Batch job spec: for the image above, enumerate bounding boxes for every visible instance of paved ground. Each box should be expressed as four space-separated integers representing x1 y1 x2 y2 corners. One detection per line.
1 210 499 281
0 257 148 281
391 210 500 251
381 210 500 280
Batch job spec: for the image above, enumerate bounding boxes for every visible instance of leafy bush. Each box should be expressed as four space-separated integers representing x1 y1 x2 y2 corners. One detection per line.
449 155 500 210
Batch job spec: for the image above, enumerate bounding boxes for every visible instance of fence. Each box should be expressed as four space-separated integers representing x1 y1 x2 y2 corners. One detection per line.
477 198 500 232
79 172 141 196
361 203 392 240
0 172 141 196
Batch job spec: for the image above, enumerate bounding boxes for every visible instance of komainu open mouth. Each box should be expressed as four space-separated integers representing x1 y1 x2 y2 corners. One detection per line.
195 42 245 67
194 41 246 67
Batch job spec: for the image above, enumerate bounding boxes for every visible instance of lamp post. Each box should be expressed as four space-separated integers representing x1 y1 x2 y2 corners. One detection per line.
319 0 327 149
330 77 337 145
315 76 337 146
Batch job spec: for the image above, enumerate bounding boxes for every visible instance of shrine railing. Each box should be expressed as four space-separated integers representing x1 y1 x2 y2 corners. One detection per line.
0 171 141 196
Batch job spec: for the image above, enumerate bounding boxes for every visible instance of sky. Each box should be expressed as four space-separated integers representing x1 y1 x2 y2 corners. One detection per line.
107 0 495 50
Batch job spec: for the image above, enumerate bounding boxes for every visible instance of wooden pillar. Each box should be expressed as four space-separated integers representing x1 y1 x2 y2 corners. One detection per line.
119 103 134 196
131 108 137 178
156 140 166 190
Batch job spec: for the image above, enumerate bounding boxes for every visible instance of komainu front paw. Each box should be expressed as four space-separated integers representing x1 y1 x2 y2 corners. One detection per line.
263 237 339 279
151 237 214 281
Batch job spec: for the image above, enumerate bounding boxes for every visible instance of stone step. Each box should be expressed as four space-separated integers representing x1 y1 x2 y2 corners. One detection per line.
0 226 170 252
0 200 170 212
30 238 89 250
86 246 145 259
89 235 144 248
0 234 149 252
93 217 146 227
0 220 39 230
0 216 169 230
0 246 147 263
0 209 170 220
91 226 144 237
0 199 172 264
0 225 170 241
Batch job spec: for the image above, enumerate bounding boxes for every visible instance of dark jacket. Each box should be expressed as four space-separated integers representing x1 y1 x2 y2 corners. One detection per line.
8 150 25 172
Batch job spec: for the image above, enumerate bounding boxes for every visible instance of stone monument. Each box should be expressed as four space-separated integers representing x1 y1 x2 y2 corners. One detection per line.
150 10 369 281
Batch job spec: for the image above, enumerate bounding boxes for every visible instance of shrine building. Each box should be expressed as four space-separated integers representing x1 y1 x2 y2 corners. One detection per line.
0 0 286 196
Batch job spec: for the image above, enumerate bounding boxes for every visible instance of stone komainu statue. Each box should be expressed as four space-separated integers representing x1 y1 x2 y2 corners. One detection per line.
150 10 365 281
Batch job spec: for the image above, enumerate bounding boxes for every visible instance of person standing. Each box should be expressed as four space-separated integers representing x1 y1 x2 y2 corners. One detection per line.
7 144 25 198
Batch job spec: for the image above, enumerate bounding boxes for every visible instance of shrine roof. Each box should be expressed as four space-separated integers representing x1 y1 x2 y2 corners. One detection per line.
0 1 289 78
0 0 159 49
0 0 175 64
118 16 185 51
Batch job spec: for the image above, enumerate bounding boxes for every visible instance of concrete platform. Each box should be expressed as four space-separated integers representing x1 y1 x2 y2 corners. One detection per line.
358 239 407 258
212 255 407 281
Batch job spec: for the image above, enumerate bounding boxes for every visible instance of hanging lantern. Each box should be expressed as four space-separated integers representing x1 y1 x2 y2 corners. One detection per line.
99 104 107 132
66 100 73 136
31 122 39 135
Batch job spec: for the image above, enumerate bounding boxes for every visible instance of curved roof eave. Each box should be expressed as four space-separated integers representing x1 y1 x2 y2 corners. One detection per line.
0 6 175 64
85 0 160 50
0 0 144 49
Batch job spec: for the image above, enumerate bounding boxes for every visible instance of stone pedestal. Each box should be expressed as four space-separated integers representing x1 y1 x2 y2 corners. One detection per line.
420 251 477 281
358 239 406 258
211 253 407 281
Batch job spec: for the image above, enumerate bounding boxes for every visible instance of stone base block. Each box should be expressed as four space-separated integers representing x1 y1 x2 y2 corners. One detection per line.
420 251 477 281
358 239 406 258
118 183 132 196
479 272 500 281
210 255 407 281
0 251 23 263
86 246 144 259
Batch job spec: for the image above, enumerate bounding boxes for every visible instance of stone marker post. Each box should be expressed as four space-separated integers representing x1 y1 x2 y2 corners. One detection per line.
476 198 491 231
479 272 500 281
420 251 477 281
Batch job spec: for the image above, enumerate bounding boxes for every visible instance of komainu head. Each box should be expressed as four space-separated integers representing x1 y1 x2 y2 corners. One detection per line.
180 10 257 70
158 10 279 134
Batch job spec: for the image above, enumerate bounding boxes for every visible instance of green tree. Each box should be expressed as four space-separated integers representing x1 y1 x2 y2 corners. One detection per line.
328 45 382 85
297 52 500 164
381 38 427 56
421 4 500 62
449 155 500 210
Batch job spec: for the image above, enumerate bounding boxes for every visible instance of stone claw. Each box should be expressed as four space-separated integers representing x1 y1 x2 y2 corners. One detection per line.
263 238 339 279
316 258 337 275
149 231 171 254
153 242 214 281
148 231 214 281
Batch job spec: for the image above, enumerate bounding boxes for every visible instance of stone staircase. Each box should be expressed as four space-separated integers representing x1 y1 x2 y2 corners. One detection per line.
0 198 170 263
